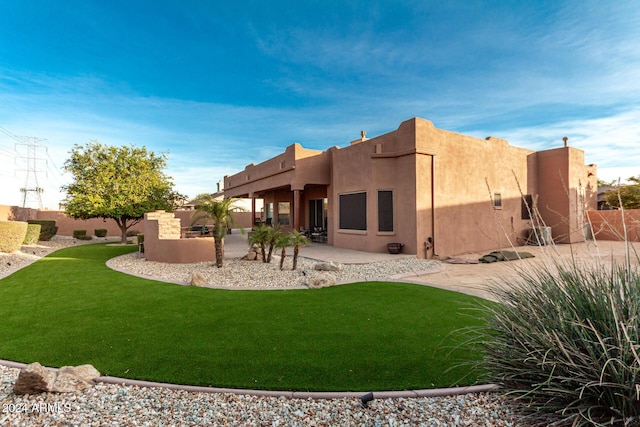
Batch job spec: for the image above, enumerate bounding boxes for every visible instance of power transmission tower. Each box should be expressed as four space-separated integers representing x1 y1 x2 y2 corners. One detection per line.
15 136 48 209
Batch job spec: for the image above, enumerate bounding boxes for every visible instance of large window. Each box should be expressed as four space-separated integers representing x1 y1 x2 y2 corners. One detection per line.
378 190 394 232
339 192 367 231
277 202 290 225
309 198 327 229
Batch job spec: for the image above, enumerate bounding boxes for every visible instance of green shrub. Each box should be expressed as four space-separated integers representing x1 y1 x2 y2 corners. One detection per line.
27 220 58 241
474 260 640 426
126 229 139 237
0 221 28 253
73 229 92 240
23 224 41 245
137 233 144 244
94 228 108 238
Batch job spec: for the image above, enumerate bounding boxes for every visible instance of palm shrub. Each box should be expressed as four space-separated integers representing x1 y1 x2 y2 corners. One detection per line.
191 194 244 268
265 224 281 263
248 223 269 262
289 230 309 270
274 233 292 270
474 260 640 426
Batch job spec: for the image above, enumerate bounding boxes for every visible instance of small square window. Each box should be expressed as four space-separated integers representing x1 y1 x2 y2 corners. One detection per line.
493 192 502 209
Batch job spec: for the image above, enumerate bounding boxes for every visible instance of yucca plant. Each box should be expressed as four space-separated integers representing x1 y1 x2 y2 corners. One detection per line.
473 259 640 426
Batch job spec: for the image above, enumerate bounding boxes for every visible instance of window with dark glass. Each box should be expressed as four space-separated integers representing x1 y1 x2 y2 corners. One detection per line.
378 190 393 232
339 192 366 230
521 194 533 219
493 192 502 209
309 199 327 229
278 202 290 225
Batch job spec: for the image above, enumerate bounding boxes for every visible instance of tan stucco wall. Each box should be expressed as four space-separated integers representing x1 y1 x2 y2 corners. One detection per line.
535 147 597 243
330 120 422 255
330 118 539 257
222 117 597 259
143 211 217 263
224 143 329 198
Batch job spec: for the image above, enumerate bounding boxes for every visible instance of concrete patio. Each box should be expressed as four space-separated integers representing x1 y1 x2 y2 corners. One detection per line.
224 230 640 300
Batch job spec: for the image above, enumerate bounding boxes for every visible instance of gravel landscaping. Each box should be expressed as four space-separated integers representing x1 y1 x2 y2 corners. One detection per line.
107 252 443 289
0 365 521 426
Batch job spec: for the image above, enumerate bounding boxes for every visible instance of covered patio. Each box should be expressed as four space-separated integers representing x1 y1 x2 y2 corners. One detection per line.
224 143 332 239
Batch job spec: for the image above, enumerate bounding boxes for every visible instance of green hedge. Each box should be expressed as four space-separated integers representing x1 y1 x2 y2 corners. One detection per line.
73 229 92 240
23 224 41 245
94 229 108 238
27 220 58 241
0 221 28 253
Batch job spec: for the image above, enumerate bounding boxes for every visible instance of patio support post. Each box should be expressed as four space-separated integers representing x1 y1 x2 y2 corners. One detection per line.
293 189 301 231
251 195 256 225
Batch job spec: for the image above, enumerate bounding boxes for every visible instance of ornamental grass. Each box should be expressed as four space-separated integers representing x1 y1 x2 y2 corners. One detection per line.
473 257 640 426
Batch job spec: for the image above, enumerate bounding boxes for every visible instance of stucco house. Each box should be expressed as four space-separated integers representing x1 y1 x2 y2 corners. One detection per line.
224 117 597 258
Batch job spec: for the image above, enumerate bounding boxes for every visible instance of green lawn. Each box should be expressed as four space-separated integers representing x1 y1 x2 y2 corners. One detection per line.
0 243 485 391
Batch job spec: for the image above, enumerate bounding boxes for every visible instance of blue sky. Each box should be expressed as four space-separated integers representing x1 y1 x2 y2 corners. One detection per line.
1 1 639 209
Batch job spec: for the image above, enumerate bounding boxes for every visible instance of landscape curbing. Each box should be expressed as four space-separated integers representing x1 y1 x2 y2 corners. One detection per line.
0 359 498 400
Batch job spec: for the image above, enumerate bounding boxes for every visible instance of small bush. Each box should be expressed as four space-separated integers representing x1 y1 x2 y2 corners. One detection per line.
27 220 58 241
73 230 92 240
137 233 144 245
126 229 139 237
0 221 28 253
473 260 640 426
23 224 41 245
94 229 108 238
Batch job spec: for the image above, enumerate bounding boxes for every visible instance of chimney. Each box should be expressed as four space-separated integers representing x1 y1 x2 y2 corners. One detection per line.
350 130 369 146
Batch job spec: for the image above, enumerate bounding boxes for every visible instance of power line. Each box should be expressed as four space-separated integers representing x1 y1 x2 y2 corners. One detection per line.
15 136 48 209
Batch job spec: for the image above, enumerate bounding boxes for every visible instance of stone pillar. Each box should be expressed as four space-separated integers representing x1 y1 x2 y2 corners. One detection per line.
145 210 181 239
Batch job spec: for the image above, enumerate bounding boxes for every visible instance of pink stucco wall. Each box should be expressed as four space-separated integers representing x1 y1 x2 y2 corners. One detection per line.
588 209 640 241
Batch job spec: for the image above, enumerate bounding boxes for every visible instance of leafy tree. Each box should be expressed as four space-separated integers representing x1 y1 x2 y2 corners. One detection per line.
289 230 309 271
603 175 640 210
62 142 183 244
191 194 244 268
597 178 618 187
